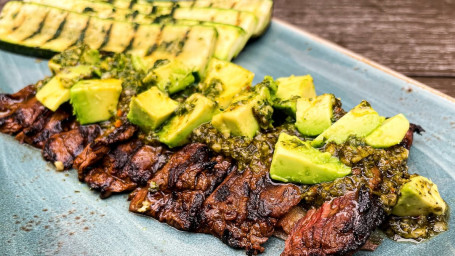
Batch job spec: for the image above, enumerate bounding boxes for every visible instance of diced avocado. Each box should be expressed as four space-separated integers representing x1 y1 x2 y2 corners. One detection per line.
273 75 316 116
295 94 335 136
392 176 447 216
36 77 70 112
36 65 94 111
312 101 385 147
270 133 351 184
143 59 195 94
159 93 216 148
211 77 276 138
70 79 122 125
201 58 254 110
127 87 178 130
211 103 259 138
365 114 410 148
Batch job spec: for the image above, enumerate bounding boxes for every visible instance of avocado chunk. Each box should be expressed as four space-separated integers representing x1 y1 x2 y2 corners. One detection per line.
270 133 351 184
201 58 254 110
36 65 94 111
127 87 178 130
365 113 410 148
312 101 385 147
143 59 195 94
70 79 122 125
392 176 447 216
211 77 276 138
159 93 216 148
211 102 260 138
273 75 316 116
295 94 335 136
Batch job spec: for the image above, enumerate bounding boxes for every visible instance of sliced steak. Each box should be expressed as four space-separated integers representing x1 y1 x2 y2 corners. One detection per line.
0 85 36 114
73 124 137 174
127 145 171 186
15 106 73 148
84 140 143 198
42 125 102 169
276 206 308 235
199 168 301 255
0 97 48 134
130 143 234 231
400 123 425 150
282 188 385 256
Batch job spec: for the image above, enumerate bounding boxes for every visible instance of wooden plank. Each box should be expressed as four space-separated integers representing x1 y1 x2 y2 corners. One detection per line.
273 0 455 77
412 77 455 97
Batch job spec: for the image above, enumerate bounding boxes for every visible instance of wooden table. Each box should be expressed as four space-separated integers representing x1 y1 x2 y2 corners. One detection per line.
274 0 455 97
1 0 453 97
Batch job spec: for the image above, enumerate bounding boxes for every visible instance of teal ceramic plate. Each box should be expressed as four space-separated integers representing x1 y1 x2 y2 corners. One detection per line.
1 19 454 256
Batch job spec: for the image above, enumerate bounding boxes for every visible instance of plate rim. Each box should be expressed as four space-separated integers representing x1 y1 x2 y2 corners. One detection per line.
272 18 455 104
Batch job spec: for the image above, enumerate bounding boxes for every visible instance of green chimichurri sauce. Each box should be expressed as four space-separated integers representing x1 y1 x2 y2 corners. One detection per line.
50 45 448 243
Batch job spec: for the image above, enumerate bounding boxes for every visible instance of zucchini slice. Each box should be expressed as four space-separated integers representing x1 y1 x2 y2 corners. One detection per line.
25 0 247 60
96 0 273 36
0 1 217 75
176 0 274 36
174 20 245 61
173 7 257 40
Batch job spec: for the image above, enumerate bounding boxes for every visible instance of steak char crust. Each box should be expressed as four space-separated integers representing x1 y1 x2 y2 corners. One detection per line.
130 143 234 231
199 168 302 255
74 124 137 177
282 187 385 256
42 125 102 169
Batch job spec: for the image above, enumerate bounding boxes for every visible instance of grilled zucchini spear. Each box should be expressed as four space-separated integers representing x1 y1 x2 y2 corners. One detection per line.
0 1 216 75
26 0 249 60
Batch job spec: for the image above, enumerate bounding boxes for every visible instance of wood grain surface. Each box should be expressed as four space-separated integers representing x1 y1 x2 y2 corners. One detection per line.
0 0 453 97
273 0 455 97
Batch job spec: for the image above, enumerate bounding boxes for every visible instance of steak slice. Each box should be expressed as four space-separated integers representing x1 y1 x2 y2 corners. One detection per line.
0 85 36 114
199 168 301 255
42 125 102 169
130 143 234 231
400 123 425 150
127 145 171 186
15 106 73 148
0 97 48 134
282 188 385 256
83 142 171 198
73 124 137 174
84 140 143 198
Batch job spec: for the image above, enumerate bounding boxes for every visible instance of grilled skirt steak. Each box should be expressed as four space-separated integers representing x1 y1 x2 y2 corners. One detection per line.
42 124 102 169
282 187 385 256
73 124 137 174
0 86 425 255
199 168 302 255
129 143 234 231
0 85 36 114
0 96 48 135
16 106 73 148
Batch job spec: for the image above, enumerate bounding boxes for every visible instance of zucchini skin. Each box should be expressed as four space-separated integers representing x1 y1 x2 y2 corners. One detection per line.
0 40 58 59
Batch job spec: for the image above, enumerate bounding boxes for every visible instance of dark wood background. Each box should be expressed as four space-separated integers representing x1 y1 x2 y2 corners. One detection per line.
274 0 455 97
1 0 454 97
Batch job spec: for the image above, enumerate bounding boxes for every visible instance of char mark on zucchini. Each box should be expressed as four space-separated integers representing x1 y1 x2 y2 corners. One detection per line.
282 187 385 256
